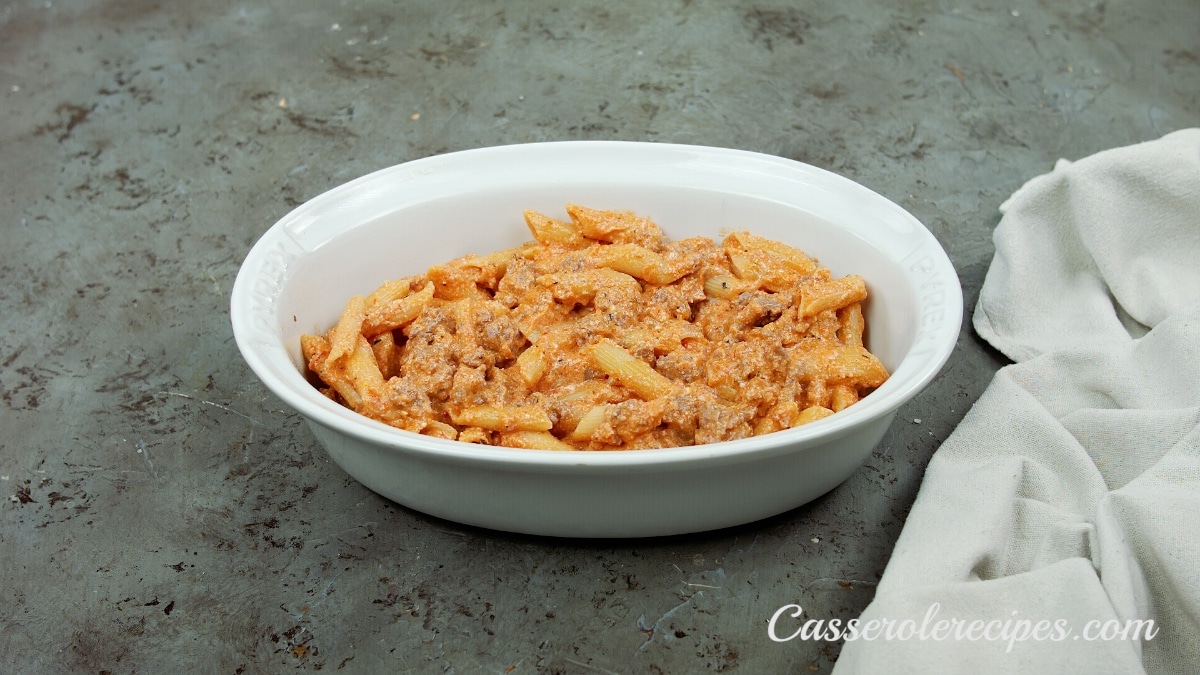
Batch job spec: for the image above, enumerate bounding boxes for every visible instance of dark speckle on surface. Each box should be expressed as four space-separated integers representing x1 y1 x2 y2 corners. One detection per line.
1 0 1197 672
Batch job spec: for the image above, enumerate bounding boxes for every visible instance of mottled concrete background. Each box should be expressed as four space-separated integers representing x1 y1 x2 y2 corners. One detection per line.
1 0 1196 672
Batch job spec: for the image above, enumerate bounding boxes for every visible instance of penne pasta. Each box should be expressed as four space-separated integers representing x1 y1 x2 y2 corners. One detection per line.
589 339 677 401
515 344 550 387
525 209 587 248
328 294 367 363
363 282 434 336
450 405 553 433
302 205 889 449
703 273 747 300
589 243 689 285
793 405 836 426
567 404 607 442
500 430 575 450
801 275 868 318
726 230 817 276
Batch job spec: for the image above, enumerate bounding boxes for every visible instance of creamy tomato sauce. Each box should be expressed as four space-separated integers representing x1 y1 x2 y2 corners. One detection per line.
301 205 889 450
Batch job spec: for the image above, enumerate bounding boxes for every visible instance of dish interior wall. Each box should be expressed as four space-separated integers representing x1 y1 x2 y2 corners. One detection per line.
277 186 920 385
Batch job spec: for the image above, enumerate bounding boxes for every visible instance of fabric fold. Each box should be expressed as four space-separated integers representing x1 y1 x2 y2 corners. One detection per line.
834 129 1200 674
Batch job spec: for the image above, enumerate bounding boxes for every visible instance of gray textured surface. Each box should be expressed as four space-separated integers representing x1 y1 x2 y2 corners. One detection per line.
1 0 1196 672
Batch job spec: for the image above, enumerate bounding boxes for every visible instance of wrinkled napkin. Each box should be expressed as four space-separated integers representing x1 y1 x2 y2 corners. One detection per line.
833 129 1200 674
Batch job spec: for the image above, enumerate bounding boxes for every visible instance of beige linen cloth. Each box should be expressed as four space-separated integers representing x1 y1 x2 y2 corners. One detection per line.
834 129 1200 674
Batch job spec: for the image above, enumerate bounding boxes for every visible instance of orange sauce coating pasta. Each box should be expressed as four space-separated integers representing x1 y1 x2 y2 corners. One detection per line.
301 205 889 450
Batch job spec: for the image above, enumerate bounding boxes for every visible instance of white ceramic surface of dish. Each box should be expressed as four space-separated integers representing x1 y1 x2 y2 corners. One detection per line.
230 142 962 538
